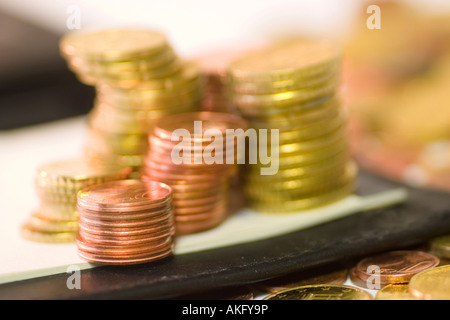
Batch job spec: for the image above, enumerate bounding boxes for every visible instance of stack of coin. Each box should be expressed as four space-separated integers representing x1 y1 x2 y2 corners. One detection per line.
227 39 356 213
194 49 243 114
21 158 131 243
142 111 247 234
60 29 203 170
76 179 175 265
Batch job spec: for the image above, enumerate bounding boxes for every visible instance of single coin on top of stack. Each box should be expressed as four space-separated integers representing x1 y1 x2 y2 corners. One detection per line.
76 179 175 265
60 29 203 171
227 39 356 213
142 111 248 235
21 158 132 243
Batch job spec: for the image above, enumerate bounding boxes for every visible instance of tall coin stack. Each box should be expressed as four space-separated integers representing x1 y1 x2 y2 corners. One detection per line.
21 159 131 243
76 179 175 265
227 39 356 213
142 112 247 234
59 29 203 171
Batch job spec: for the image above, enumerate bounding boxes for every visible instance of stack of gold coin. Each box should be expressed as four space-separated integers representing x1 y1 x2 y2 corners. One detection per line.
227 39 356 213
21 158 132 243
142 112 247 234
76 179 175 265
59 29 203 170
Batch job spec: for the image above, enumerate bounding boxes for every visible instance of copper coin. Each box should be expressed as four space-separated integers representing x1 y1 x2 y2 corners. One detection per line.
149 134 241 149
173 200 227 215
170 185 228 200
78 219 173 237
172 194 225 208
355 250 440 284
76 235 173 253
78 227 175 245
144 158 233 175
174 210 226 223
77 179 172 212
167 180 228 192
348 266 386 289
78 209 173 228
77 203 172 221
175 217 225 235
152 111 248 141
77 246 173 265
144 168 226 183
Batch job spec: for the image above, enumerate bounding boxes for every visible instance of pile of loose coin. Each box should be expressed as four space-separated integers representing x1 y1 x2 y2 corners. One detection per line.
227 39 356 213
60 29 203 171
21 158 131 243
76 179 175 265
142 111 247 234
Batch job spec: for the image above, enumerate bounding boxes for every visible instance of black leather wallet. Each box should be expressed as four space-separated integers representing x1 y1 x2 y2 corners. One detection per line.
1 169 449 299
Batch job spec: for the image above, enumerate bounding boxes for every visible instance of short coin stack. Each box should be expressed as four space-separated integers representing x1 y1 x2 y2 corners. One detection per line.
142 111 247 234
21 158 131 243
76 179 175 265
59 29 203 170
227 39 356 213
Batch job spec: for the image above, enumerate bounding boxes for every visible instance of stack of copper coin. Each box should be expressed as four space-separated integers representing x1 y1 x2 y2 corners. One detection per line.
142 111 247 234
227 39 356 213
194 49 241 113
21 158 131 243
76 179 175 265
60 29 203 171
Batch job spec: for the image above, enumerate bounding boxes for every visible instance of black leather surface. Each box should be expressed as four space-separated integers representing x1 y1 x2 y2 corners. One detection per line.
1 170 450 300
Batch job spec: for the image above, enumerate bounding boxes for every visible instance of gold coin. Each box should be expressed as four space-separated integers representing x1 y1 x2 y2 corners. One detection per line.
35 158 132 192
375 284 415 300
25 212 78 233
234 94 335 117
85 128 148 155
263 284 371 300
81 58 183 81
409 265 450 300
245 154 349 184
231 79 338 109
83 46 178 73
231 69 341 94
262 113 346 144
98 61 202 92
228 39 341 83
21 224 77 243
429 234 450 259
96 87 202 113
66 51 179 80
38 200 79 221
78 60 184 88
85 147 146 169
270 126 348 155
60 28 169 62
252 139 348 168
248 96 340 129
245 167 354 201
249 179 355 213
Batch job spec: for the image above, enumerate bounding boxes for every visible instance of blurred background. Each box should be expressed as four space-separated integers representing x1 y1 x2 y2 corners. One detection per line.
1 0 450 190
